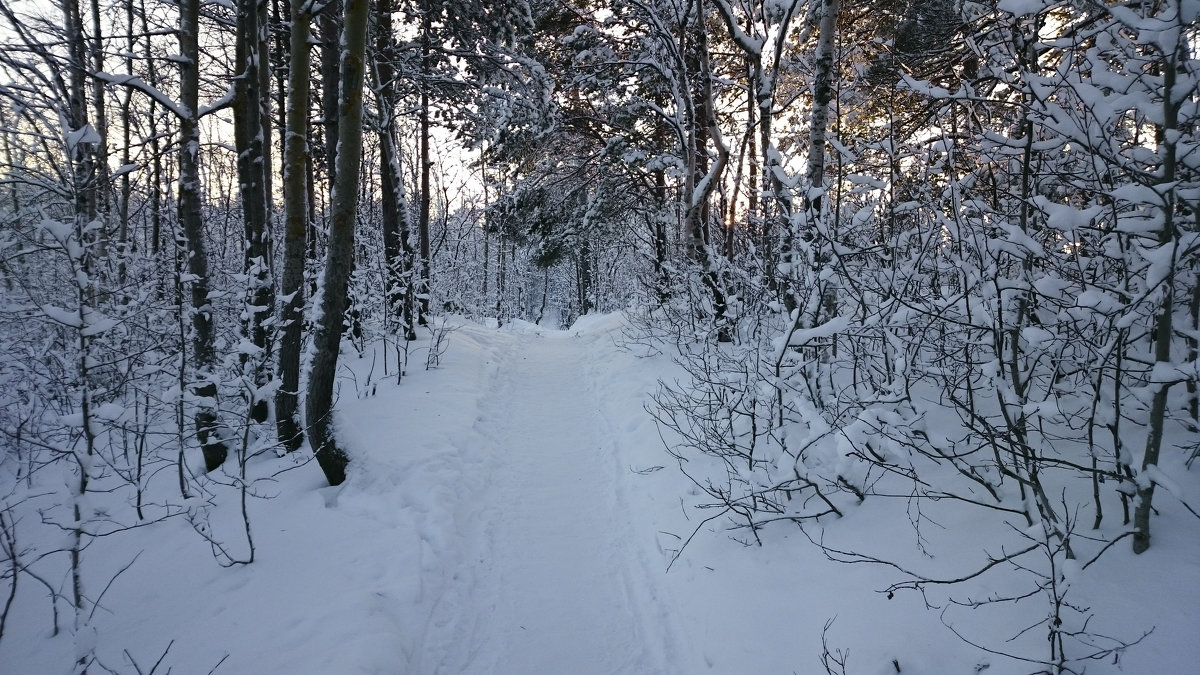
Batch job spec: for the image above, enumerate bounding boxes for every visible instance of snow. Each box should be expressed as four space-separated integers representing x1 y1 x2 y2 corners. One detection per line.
996 0 1046 14
2 314 1198 674
65 124 102 149
39 304 82 328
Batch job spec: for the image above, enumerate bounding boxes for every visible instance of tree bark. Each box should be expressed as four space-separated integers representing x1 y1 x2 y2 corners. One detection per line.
374 0 417 340
652 168 670 303
320 0 342 183
683 0 731 341
63 0 96 229
806 0 839 215
306 0 371 486
179 0 229 471
803 0 840 325
275 0 313 452
87 0 111 251
235 0 275 423
1133 38 1184 554
417 10 433 324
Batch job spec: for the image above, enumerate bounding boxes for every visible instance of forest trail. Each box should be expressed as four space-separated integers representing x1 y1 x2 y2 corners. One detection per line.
6 314 1195 675
408 323 681 674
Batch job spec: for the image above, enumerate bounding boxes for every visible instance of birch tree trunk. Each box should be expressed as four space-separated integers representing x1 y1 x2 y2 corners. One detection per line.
805 0 838 215
805 0 839 324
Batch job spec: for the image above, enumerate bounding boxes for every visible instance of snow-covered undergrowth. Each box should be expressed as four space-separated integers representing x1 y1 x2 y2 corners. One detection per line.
2 313 1197 674
644 286 1200 675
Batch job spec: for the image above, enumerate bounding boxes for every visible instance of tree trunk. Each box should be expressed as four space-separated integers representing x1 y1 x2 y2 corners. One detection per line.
138 0 164 257
1133 40 1183 554
374 0 417 340
306 0 371 486
87 0 111 253
235 0 275 423
804 0 840 326
806 0 839 215
319 0 342 180
179 0 229 471
417 11 433 324
652 168 670 303
118 0 136 280
63 0 96 230
1190 272 1199 428
62 3 97 667
683 0 730 341
275 0 313 452
577 238 592 315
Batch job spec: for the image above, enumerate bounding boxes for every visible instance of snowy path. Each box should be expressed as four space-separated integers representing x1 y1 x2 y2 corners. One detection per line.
412 328 678 674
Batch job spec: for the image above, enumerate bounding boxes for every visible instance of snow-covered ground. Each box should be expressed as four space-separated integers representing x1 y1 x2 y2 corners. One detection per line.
3 313 1198 674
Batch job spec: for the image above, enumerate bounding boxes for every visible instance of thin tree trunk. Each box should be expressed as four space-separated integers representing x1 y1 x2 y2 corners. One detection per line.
1133 40 1183 554
139 0 164 257
320 0 342 180
1189 267 1198 429
496 234 507 323
806 0 838 215
684 0 730 341
804 0 839 326
652 168 670 303
86 0 112 261
235 0 275 423
118 0 136 281
746 59 759 223
179 0 229 471
63 0 95 228
63 1 98 669
374 0 417 340
417 11 433 324
275 0 313 452
577 238 591 315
